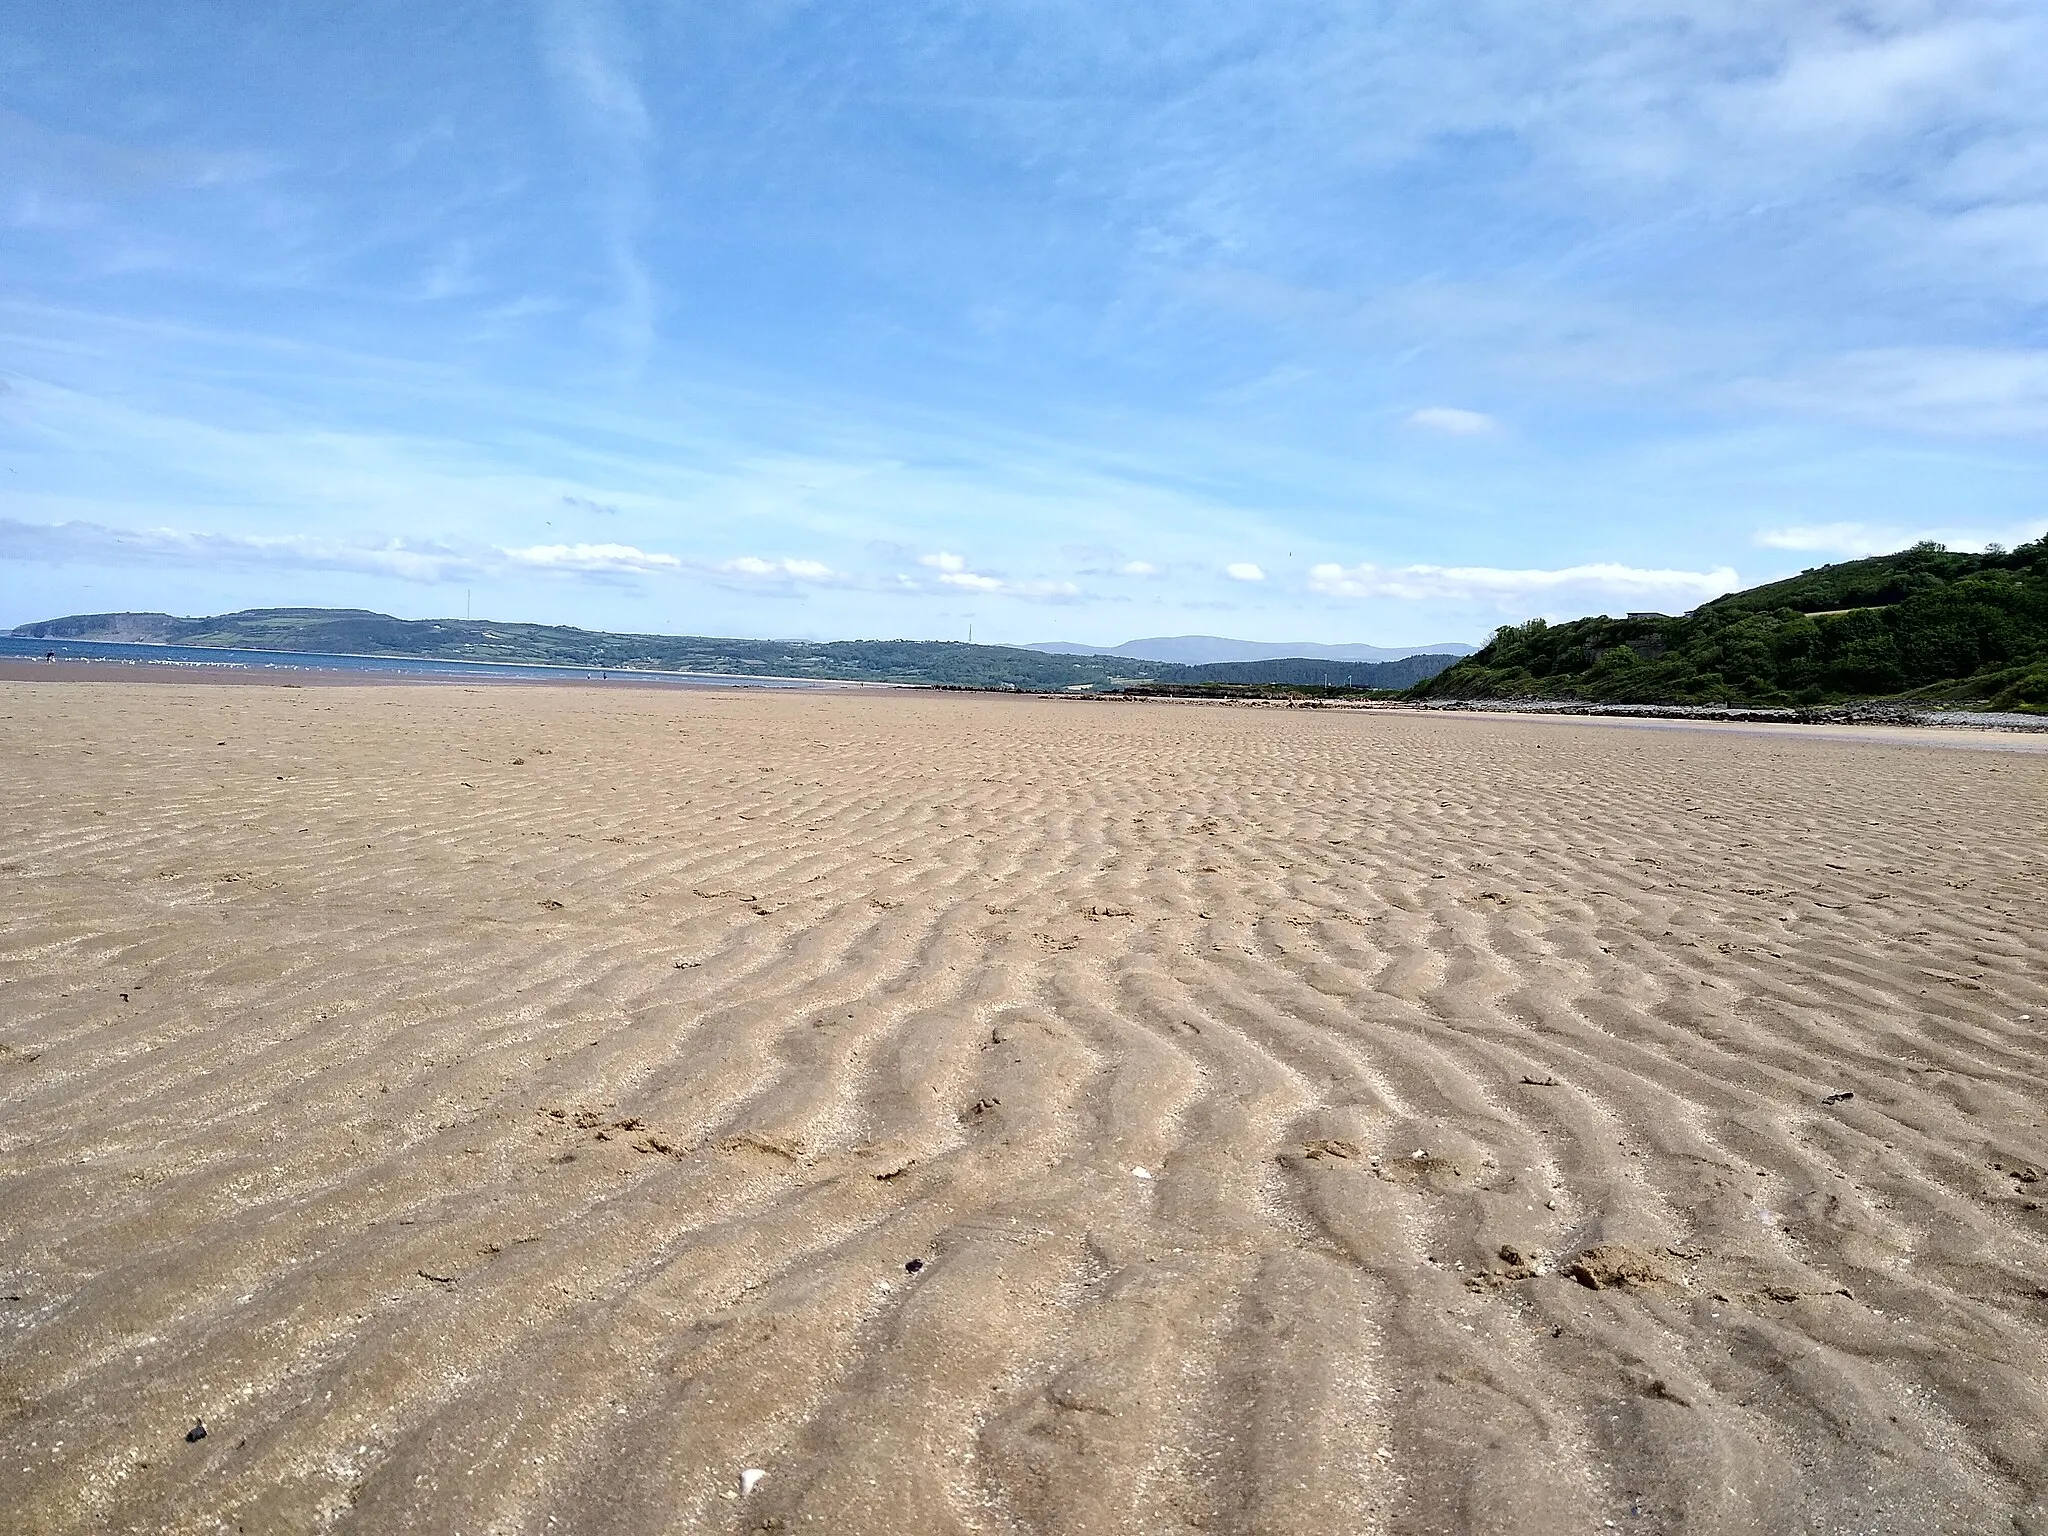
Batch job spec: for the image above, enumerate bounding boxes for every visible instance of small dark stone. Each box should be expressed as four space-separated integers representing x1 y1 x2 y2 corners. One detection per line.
904 1258 924 1274
185 1420 207 1443
1821 1091 1854 1105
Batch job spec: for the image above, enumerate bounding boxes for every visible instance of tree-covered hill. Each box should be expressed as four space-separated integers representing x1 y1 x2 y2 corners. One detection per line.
1409 538 2048 711
9 607 1461 692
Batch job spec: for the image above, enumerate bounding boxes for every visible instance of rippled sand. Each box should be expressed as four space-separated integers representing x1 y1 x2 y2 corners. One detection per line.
3 681 2045 1535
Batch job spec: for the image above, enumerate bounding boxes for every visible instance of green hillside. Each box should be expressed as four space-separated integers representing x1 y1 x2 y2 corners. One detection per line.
1409 538 2048 711
10 607 1460 692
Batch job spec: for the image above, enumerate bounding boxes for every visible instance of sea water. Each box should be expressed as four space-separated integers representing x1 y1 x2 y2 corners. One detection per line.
0 635 876 689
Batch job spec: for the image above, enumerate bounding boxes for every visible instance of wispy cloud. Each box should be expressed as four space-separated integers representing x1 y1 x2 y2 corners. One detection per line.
0 516 484 583
538 0 654 368
718 555 841 581
1729 347 2048 436
0 515 709 586
1754 520 2042 556
1 504 1118 609
1224 562 1265 581
1004 579 1083 601
1307 560 1740 609
903 550 1078 600
1405 406 1497 436
503 541 679 574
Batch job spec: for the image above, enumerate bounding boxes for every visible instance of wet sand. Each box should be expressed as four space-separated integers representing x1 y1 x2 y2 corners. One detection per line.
2 680 2045 1535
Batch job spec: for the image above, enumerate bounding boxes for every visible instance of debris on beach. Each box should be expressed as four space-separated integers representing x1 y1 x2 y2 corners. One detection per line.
1301 1138 1360 1161
1565 1244 1674 1291
185 1420 207 1443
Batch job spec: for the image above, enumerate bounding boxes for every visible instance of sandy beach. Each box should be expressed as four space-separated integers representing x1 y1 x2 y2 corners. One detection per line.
3 679 2045 1535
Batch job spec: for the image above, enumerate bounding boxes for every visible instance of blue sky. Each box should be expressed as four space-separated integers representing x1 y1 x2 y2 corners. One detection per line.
3 1 2046 646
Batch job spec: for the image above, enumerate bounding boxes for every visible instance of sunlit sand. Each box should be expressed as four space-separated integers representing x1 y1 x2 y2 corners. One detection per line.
4 679 2045 1533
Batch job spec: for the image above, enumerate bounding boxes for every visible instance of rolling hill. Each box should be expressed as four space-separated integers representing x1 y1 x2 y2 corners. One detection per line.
1409 538 2048 711
11 608 1463 692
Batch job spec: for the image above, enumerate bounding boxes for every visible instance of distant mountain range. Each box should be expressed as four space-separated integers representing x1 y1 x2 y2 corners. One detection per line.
1025 635 1476 664
11 608 1466 692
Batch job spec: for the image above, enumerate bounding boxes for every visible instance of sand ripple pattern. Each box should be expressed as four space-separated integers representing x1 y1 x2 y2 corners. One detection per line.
3 684 2046 1535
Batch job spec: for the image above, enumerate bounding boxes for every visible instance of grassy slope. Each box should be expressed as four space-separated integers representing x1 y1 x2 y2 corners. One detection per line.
10 608 1459 691
1408 538 2048 711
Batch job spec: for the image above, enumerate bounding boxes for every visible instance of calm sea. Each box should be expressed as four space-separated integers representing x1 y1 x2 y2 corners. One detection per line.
0 635 880 689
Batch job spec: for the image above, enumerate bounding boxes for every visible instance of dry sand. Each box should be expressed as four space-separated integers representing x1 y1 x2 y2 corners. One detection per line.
2 680 2045 1536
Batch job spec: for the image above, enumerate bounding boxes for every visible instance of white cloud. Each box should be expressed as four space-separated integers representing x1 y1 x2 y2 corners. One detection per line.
1224 562 1266 581
907 550 1078 599
1118 560 1160 577
500 541 680 574
1404 406 1498 436
719 555 838 580
938 570 1004 592
1308 560 1740 608
1753 523 1901 557
1745 20 2003 140
1755 520 2044 556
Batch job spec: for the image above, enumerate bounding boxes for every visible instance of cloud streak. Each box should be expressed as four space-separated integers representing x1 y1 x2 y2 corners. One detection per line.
1729 347 2048 436
719 555 840 581
1307 560 1740 609
0 514 1093 606
504 541 680 574
2 517 690 585
0 516 485 583
538 0 655 368
1405 406 1497 436
907 550 1078 599
1754 520 2045 557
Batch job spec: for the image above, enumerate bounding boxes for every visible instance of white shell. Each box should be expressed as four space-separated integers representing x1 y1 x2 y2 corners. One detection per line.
1131 1166 1153 1180
740 1469 767 1496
